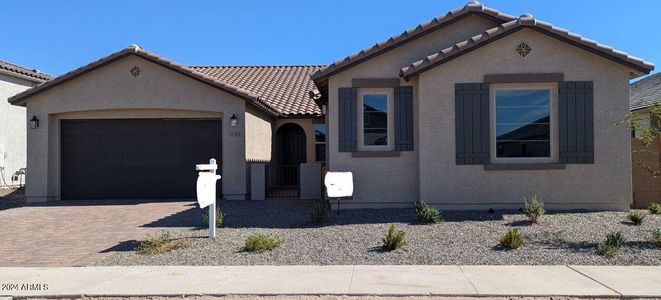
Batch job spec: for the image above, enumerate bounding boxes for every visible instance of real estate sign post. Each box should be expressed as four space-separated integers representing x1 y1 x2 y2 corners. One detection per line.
196 158 221 240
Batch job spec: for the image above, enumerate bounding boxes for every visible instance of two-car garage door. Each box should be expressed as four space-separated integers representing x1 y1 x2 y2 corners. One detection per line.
61 119 222 200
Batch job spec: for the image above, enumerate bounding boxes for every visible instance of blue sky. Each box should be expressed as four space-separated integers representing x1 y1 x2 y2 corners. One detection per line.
1 0 658 79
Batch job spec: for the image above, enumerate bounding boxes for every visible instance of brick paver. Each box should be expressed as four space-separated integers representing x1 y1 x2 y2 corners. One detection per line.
0 199 199 266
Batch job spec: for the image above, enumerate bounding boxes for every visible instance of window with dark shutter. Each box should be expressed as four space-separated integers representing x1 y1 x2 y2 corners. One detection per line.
338 87 357 152
455 83 490 165
394 86 414 151
559 81 594 164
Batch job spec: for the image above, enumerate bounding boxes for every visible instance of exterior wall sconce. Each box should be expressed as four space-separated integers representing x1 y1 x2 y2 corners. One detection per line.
321 104 327 115
30 116 40 129
229 114 238 127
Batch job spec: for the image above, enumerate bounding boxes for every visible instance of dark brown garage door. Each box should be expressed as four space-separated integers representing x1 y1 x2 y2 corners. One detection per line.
61 119 222 200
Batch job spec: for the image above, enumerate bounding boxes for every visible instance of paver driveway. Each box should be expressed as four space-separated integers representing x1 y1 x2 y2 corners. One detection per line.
0 199 200 266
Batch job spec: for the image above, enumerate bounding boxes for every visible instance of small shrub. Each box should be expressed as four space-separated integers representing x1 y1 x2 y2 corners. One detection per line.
648 202 661 215
415 201 443 224
523 196 545 224
244 234 282 252
310 200 327 225
627 211 646 225
382 224 406 251
596 231 626 257
652 229 661 248
499 228 524 249
137 231 191 255
202 207 224 228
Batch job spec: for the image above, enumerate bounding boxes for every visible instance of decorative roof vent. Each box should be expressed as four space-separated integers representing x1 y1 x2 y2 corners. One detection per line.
515 42 531 58
130 66 141 77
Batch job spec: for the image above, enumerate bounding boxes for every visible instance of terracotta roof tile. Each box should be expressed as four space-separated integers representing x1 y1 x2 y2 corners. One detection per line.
630 73 661 111
0 60 52 82
191 65 324 116
311 1 515 82
400 15 655 79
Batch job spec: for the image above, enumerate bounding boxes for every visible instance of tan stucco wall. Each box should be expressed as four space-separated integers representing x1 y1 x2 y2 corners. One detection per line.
0 73 37 187
23 55 250 202
417 29 633 210
327 15 498 207
245 106 274 163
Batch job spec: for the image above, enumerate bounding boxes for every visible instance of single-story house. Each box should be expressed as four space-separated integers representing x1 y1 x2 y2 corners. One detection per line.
629 72 661 208
9 1 654 210
0 60 51 187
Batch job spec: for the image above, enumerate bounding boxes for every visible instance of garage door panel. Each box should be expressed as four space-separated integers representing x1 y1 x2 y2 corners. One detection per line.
61 119 222 200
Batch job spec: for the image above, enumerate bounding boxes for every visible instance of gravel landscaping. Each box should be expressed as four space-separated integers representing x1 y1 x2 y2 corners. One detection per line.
97 200 661 266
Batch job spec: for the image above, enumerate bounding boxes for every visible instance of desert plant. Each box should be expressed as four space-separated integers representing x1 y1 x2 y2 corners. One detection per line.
648 202 661 215
652 229 661 248
244 234 282 252
596 231 626 257
382 224 406 251
202 207 224 228
136 231 191 255
523 196 545 224
310 200 327 225
415 201 443 224
627 211 646 225
499 228 524 249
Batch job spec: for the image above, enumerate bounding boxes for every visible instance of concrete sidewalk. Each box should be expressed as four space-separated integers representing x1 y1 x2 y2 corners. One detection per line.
0 265 659 298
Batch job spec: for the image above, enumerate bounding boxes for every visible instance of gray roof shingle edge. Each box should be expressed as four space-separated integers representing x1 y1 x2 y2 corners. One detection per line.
0 60 52 82
400 15 655 80
630 73 661 111
310 1 515 83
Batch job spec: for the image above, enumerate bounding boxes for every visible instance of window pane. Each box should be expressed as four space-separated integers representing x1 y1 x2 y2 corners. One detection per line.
364 128 387 145
363 94 388 146
495 89 550 158
497 141 550 157
314 124 326 143
315 144 326 162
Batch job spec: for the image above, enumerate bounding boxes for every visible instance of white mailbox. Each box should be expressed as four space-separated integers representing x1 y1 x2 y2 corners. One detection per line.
196 158 221 240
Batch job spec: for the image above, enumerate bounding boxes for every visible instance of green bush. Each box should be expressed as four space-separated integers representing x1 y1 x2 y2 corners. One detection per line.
202 207 224 228
382 224 406 251
244 234 282 252
596 231 626 257
523 196 545 224
415 201 443 224
137 231 191 255
310 200 327 225
627 211 646 225
648 202 661 215
652 229 661 248
499 228 524 249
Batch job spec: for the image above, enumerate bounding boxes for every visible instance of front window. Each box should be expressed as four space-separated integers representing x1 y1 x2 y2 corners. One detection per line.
362 94 388 146
495 89 551 158
314 124 326 161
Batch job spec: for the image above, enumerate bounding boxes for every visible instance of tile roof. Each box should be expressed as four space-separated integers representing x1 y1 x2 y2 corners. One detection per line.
191 65 324 116
8 45 281 116
0 60 52 82
630 73 661 111
310 0 515 83
400 14 655 80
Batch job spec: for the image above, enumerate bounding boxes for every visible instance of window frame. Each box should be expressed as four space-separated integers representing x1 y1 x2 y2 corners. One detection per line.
357 88 395 151
313 123 327 162
490 83 558 164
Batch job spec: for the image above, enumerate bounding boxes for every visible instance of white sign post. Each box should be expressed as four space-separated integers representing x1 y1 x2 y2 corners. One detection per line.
196 158 221 240
324 171 353 211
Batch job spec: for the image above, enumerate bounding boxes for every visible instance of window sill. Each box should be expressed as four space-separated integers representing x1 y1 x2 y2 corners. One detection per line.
352 151 401 158
484 163 566 171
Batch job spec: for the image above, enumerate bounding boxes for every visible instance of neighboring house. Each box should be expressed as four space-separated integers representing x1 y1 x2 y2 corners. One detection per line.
629 72 661 208
8 1 654 210
0 60 51 188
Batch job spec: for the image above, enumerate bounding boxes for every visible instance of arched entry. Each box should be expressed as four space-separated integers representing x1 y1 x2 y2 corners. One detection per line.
269 123 306 197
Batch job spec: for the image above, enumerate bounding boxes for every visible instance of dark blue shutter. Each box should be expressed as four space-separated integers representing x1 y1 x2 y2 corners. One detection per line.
338 87 357 152
394 86 414 151
559 81 594 164
455 83 490 165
